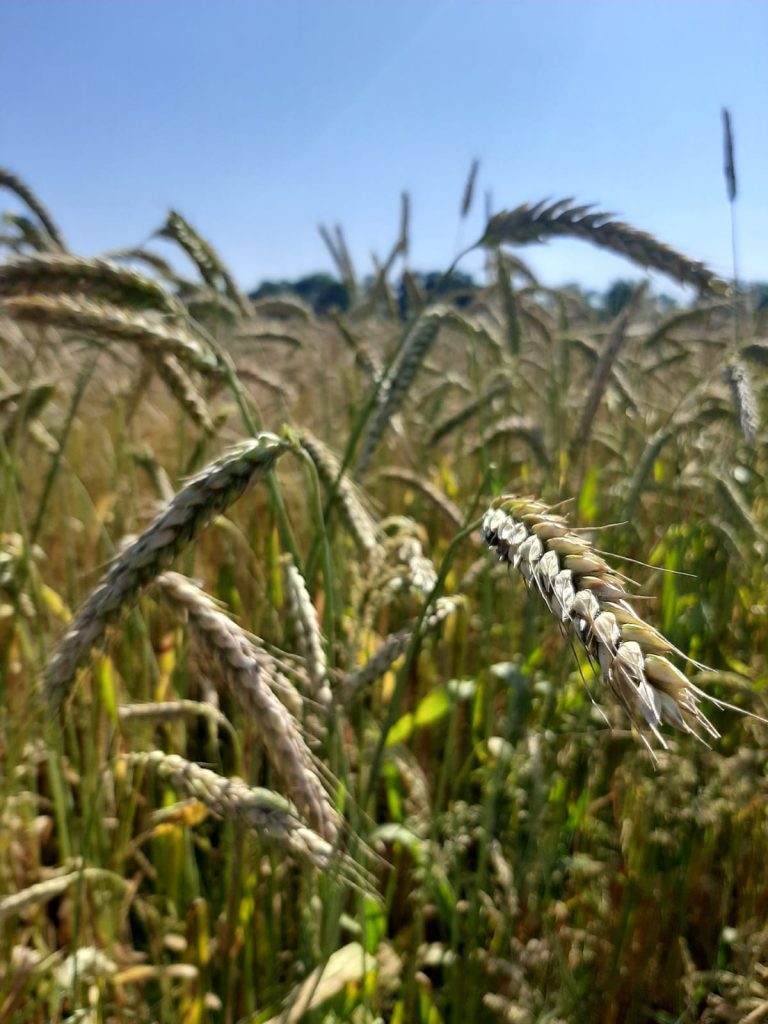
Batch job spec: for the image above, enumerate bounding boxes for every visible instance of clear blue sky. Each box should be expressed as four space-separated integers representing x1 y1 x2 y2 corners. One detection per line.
1 1 766 294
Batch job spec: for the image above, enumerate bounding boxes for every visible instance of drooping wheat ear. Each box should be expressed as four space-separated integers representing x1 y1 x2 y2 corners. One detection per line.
106 247 180 283
482 497 766 750
158 211 252 316
42 433 288 712
479 200 728 295
150 353 215 434
358 311 445 472
0 168 66 250
2 213 59 253
0 254 185 317
298 431 381 561
345 596 464 695
0 293 220 376
154 572 339 841
281 556 331 707
725 360 758 445
121 751 370 889
250 296 313 321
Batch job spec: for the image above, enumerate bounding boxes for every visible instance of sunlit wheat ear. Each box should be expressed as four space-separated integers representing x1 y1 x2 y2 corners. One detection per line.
281 556 331 707
121 752 372 890
479 199 728 295
0 253 185 317
43 433 288 712
725 360 758 445
158 210 252 317
0 293 220 376
150 353 215 434
482 496 766 751
154 572 339 842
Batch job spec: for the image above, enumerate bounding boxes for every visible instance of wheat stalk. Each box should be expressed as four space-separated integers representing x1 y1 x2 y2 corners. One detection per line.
479 199 727 294
43 433 288 711
482 496 766 751
155 572 339 841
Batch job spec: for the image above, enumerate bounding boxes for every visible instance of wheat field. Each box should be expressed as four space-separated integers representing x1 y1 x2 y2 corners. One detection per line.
1 166 767 1024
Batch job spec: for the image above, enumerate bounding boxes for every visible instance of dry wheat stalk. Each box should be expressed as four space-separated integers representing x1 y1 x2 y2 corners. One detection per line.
482 496 766 750
0 253 184 316
0 293 219 376
479 200 727 294
155 572 339 841
0 167 65 250
43 433 287 711
472 416 549 466
376 467 463 530
121 751 370 888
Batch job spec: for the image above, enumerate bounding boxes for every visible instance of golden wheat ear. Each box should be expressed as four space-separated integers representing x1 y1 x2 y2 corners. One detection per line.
482 497 768 749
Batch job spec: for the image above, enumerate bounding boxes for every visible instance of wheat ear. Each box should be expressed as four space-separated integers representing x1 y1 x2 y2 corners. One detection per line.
482 497 766 750
0 167 66 250
43 433 287 711
122 751 370 889
0 293 219 376
0 253 185 317
281 557 331 706
155 572 339 841
479 200 727 294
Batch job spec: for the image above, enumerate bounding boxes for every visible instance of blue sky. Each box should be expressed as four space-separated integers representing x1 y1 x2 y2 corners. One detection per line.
1 1 766 294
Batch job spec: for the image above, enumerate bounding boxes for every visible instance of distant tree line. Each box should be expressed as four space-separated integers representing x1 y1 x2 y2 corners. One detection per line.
250 273 768 319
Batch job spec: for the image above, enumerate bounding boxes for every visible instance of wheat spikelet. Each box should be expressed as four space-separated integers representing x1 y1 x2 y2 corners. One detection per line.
42 433 288 711
482 496 766 750
0 167 66 250
0 253 184 316
0 868 128 925
117 699 231 729
281 557 331 707
479 199 727 294
0 293 220 376
298 431 381 560
725 360 758 445
121 751 370 888
151 353 215 434
155 572 339 841
358 311 444 471
158 210 252 316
